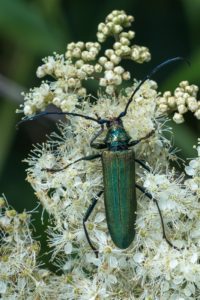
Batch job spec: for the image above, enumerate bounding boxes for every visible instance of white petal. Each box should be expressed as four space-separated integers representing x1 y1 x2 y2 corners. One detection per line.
185 166 195 176
0 216 10 227
190 252 198 263
190 226 200 238
169 259 178 269
162 281 169 292
185 179 198 191
143 179 151 189
173 276 184 285
184 283 195 296
63 261 72 271
94 212 105 223
197 146 200 156
189 159 198 169
95 230 107 244
64 242 73 254
109 255 118 268
155 174 167 185
0 281 7 294
133 252 144 263
107 274 117 284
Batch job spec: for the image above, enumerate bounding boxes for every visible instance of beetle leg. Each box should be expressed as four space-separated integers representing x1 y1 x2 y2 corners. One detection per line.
136 184 181 251
90 124 107 150
83 190 103 257
43 153 101 173
135 159 151 172
128 130 155 147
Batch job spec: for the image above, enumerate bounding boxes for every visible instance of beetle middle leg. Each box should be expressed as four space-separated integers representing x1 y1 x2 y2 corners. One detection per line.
83 190 103 258
43 153 101 173
136 184 181 251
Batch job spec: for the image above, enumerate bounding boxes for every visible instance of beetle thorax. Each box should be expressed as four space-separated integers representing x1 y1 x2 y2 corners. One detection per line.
104 118 131 151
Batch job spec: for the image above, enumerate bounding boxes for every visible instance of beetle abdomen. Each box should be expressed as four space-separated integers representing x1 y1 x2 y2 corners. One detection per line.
102 150 136 249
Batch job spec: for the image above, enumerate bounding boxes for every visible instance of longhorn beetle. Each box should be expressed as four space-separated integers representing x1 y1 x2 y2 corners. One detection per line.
19 57 188 257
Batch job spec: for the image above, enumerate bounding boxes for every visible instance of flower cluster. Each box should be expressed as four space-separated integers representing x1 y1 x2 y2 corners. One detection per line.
66 42 101 62
23 107 200 299
97 10 150 63
157 80 200 123
18 10 151 117
20 54 87 115
0 197 52 298
97 10 134 42
14 9 200 300
185 138 200 196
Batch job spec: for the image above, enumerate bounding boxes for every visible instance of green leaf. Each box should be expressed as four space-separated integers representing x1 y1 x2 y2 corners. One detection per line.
161 49 200 89
0 0 65 54
168 121 197 159
181 0 200 36
0 101 17 177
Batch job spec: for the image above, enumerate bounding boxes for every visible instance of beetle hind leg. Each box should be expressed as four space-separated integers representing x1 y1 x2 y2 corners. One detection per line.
83 190 103 257
136 184 181 251
135 159 151 172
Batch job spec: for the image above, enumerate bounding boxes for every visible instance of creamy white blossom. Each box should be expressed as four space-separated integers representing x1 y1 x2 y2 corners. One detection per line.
11 9 200 299
157 81 200 123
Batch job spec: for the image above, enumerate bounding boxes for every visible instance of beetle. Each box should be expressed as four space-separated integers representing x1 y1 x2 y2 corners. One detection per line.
19 57 186 257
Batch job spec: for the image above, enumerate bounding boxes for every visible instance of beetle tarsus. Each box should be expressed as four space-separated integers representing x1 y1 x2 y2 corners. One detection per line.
136 184 181 251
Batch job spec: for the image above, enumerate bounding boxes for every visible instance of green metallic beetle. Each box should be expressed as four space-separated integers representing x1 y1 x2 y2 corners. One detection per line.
20 57 186 257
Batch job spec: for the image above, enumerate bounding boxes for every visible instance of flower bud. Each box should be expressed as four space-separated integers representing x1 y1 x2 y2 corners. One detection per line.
173 112 184 123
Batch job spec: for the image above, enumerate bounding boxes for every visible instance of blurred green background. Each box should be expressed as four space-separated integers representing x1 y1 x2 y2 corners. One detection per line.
0 0 199 265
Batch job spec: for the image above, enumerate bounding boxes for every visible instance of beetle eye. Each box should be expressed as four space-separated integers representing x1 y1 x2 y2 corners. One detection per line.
106 121 111 128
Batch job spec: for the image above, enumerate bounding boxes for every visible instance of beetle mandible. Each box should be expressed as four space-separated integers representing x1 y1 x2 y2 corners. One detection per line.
19 57 187 257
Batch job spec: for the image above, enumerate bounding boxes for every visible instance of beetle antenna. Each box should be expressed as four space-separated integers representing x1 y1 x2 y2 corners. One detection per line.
17 111 108 127
118 57 190 119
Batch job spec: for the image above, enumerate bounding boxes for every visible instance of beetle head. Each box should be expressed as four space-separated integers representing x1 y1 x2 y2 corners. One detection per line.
106 117 123 129
104 117 131 150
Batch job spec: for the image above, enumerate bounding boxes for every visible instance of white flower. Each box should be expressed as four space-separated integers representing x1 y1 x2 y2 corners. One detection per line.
14 8 200 300
133 252 144 263
0 281 7 294
64 242 73 254
185 159 200 176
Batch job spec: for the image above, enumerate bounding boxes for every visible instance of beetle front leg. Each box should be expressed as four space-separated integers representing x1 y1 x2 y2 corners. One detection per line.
83 190 103 258
136 184 181 251
90 123 107 150
43 153 101 173
129 129 155 147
